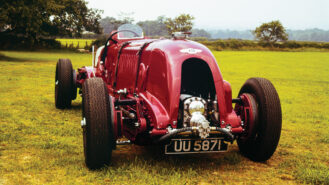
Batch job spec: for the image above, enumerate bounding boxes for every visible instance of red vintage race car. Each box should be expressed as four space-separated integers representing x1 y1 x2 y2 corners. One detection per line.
55 24 282 169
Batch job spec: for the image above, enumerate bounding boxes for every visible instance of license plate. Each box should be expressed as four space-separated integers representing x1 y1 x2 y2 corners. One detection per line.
165 138 228 154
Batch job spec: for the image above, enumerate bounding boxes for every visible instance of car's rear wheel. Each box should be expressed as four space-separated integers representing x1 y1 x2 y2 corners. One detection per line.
82 77 114 169
55 59 76 109
237 77 282 161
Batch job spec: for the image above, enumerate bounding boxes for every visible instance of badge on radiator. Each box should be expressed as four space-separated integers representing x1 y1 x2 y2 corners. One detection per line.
180 48 202 54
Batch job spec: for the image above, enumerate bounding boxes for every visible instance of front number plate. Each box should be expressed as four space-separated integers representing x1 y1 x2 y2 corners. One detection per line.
165 138 228 154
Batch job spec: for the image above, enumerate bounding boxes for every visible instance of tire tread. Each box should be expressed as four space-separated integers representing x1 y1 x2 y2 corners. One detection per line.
55 59 73 108
83 77 113 169
238 77 282 161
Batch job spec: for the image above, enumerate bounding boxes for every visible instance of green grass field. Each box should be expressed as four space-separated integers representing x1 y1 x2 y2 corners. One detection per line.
56 39 95 49
0 50 328 184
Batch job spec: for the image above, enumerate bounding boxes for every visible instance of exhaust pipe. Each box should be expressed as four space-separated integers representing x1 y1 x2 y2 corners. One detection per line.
155 127 234 144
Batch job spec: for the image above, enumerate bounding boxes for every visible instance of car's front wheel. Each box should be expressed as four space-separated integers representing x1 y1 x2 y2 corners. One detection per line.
237 77 282 161
82 77 115 169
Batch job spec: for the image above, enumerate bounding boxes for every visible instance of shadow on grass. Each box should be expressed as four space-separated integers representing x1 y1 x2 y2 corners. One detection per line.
0 53 29 62
70 103 82 110
0 52 54 63
110 144 243 172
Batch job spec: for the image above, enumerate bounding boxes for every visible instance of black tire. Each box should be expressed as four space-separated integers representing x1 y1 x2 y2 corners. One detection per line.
55 59 75 109
237 77 282 161
82 77 114 169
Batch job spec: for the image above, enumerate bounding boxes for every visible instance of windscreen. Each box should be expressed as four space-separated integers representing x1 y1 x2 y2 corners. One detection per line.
117 24 144 39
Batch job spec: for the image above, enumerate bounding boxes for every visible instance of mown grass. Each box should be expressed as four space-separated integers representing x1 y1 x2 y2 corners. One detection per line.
56 39 95 49
0 50 328 184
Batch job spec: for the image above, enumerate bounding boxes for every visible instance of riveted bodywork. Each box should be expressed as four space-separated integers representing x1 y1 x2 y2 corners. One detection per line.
76 37 242 142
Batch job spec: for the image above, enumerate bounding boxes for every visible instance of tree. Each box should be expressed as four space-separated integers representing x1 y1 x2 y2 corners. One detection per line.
137 16 168 36
253 20 288 44
0 0 102 44
100 14 135 35
164 14 194 34
117 12 135 24
100 17 125 35
190 29 211 38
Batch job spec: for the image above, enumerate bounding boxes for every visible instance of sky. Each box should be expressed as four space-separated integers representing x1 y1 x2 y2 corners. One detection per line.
86 0 329 30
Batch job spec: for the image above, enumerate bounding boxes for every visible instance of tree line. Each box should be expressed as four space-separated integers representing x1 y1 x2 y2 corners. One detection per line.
0 0 101 40
209 29 329 42
99 14 210 38
1 0 328 50
98 16 329 42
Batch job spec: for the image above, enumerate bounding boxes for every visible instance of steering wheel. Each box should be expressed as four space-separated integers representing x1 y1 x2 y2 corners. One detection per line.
101 30 140 63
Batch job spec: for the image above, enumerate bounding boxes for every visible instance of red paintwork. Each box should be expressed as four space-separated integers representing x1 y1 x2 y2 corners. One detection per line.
76 34 245 143
234 94 256 136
